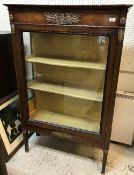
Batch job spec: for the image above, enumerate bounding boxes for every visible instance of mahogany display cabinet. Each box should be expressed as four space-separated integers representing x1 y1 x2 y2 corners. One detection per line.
5 4 131 173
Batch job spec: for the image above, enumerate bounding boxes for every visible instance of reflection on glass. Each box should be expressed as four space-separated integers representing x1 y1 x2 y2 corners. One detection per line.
24 32 109 133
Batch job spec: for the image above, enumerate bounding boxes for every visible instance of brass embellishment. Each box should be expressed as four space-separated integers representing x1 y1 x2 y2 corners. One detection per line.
45 12 80 25
9 14 13 21
11 24 15 34
118 29 125 41
52 131 72 139
120 17 126 25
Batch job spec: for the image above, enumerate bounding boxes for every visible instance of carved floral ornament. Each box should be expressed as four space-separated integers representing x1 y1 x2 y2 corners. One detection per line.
45 12 80 25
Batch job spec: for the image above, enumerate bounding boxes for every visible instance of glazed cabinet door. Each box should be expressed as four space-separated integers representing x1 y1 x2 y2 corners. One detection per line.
19 30 116 135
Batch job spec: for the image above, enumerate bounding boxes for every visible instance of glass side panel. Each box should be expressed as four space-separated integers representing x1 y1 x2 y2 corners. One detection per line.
24 32 109 133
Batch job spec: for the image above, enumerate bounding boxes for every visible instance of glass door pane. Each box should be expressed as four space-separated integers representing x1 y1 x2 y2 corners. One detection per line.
24 32 109 133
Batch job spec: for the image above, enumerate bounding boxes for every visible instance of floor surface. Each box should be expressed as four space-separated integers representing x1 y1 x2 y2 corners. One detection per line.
6 134 134 175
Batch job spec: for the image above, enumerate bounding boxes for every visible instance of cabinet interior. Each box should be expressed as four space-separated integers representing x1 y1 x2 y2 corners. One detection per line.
24 32 109 133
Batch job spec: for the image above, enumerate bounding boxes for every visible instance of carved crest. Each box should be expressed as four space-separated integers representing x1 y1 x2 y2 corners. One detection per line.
45 12 80 25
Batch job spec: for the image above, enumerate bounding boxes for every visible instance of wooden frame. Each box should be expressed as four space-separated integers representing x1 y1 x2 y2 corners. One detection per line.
0 95 23 162
0 94 33 162
0 136 8 175
5 4 132 174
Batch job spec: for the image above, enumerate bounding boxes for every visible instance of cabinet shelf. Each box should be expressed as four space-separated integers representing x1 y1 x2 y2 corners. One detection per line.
26 56 106 70
30 109 100 132
28 80 103 102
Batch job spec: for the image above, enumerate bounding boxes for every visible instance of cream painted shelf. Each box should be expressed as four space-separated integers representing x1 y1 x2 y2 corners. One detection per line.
26 55 106 70
30 109 100 132
28 80 103 102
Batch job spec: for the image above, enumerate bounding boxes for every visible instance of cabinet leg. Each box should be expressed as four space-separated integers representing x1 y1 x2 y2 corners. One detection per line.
101 149 108 174
23 130 29 152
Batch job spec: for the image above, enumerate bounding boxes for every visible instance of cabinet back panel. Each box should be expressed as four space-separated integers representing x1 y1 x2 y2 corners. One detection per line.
31 32 109 63
35 91 101 121
33 63 105 90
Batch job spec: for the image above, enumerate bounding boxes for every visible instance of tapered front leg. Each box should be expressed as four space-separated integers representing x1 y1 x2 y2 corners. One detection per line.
23 130 29 152
101 149 108 174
